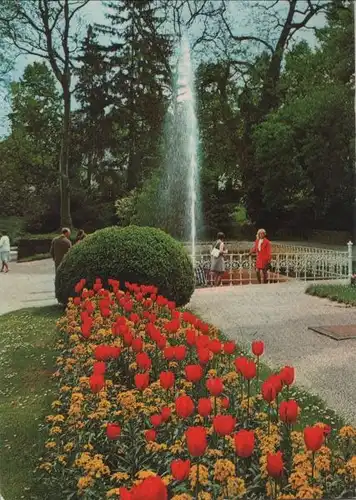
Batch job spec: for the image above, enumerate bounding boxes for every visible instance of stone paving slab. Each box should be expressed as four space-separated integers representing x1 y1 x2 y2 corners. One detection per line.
188 281 356 424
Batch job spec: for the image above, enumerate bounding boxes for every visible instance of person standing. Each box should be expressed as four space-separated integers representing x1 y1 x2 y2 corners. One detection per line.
0 230 11 273
74 229 87 244
250 228 271 284
50 228 72 272
210 232 228 287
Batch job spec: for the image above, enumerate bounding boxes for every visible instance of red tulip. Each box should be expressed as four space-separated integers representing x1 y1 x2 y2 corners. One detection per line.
131 475 168 500
234 356 248 374
93 361 106 376
234 430 255 458
209 339 222 354
185 329 196 346
267 374 283 394
223 341 236 354
261 381 277 403
171 459 191 481
119 487 131 500
280 366 295 386
161 407 171 422
241 360 257 380
159 371 175 390
185 426 207 457
197 398 212 417
132 337 143 352
135 372 149 391
221 397 230 409
174 345 187 361
252 340 264 357
279 400 299 424
145 429 157 442
195 335 210 349
106 423 121 440
304 426 324 452
89 374 104 393
185 364 203 383
136 352 152 371
197 347 210 365
267 451 284 478
175 395 195 419
150 414 163 428
206 377 224 396
213 415 236 436
163 346 175 361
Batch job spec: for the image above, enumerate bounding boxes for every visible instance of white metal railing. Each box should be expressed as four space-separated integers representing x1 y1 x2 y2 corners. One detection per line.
193 243 352 286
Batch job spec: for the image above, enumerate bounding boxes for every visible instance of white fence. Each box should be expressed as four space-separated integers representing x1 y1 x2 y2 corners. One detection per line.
193 242 352 286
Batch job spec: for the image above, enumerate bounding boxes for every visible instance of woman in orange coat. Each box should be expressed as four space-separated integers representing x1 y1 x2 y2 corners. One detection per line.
250 228 271 284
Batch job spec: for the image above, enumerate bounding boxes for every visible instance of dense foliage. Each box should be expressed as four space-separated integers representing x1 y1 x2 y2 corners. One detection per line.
55 226 194 306
38 280 356 499
0 0 353 238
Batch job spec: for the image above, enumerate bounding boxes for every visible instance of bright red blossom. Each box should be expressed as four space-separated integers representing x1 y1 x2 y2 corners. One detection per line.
252 340 264 357
213 415 236 436
267 451 284 477
197 398 212 417
175 395 195 419
159 371 175 390
171 459 191 481
234 429 255 458
106 423 121 440
279 400 299 424
185 364 203 383
185 426 207 457
206 377 224 396
304 426 325 452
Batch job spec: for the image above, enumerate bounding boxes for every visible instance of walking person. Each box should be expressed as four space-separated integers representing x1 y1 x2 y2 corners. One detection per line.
50 228 72 272
250 228 271 284
0 230 11 273
74 229 87 244
210 232 228 287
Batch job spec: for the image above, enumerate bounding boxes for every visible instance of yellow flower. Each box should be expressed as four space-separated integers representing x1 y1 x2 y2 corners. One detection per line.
213 459 235 482
77 475 95 489
58 455 67 465
198 493 212 500
189 464 209 488
296 486 323 499
171 495 193 500
345 456 356 478
60 385 71 393
146 442 168 453
111 472 130 482
170 441 184 454
339 426 356 439
45 441 57 449
129 362 138 370
106 489 120 498
226 476 246 498
39 462 53 472
51 400 62 408
49 426 62 435
64 442 74 452
206 449 223 458
162 474 173 486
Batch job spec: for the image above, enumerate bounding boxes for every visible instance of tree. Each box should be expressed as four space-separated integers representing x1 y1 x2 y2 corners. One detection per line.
0 0 90 227
97 0 172 191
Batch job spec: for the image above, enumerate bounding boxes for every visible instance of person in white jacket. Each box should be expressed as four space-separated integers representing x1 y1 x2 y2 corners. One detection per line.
0 230 11 273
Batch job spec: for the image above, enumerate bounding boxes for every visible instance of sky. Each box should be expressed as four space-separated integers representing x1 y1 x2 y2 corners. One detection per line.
0 0 327 137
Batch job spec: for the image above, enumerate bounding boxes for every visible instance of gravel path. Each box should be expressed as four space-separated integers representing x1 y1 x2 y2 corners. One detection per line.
189 281 356 425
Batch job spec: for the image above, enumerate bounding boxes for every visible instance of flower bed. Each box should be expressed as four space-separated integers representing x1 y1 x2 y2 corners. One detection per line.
38 279 356 499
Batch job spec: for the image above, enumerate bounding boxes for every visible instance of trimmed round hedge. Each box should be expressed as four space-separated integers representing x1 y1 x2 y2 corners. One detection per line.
55 226 195 306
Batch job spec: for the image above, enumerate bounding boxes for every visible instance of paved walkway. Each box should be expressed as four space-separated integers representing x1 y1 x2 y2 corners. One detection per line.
1 260 356 424
0 259 56 315
189 282 356 424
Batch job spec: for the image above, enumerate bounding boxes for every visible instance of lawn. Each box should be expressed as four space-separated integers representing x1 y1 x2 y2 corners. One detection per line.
306 283 356 306
0 305 62 500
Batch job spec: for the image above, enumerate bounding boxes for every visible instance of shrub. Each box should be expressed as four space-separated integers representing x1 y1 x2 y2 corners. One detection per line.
38 280 356 500
55 226 195 306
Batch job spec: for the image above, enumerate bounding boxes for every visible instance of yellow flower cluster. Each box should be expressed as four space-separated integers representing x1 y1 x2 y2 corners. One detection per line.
213 459 235 482
189 464 209 488
74 452 110 483
225 476 246 497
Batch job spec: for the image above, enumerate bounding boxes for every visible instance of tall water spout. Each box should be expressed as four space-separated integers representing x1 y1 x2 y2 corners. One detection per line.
160 35 200 265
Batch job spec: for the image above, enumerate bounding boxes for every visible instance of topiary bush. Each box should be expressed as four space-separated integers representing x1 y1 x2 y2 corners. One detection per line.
55 226 195 306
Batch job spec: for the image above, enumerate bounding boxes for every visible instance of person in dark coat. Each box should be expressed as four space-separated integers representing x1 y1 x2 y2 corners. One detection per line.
50 228 72 271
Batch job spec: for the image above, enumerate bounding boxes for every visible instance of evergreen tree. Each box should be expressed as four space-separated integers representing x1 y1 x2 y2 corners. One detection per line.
97 0 172 190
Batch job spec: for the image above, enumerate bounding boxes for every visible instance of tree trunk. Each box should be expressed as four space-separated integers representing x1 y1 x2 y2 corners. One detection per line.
59 79 72 228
